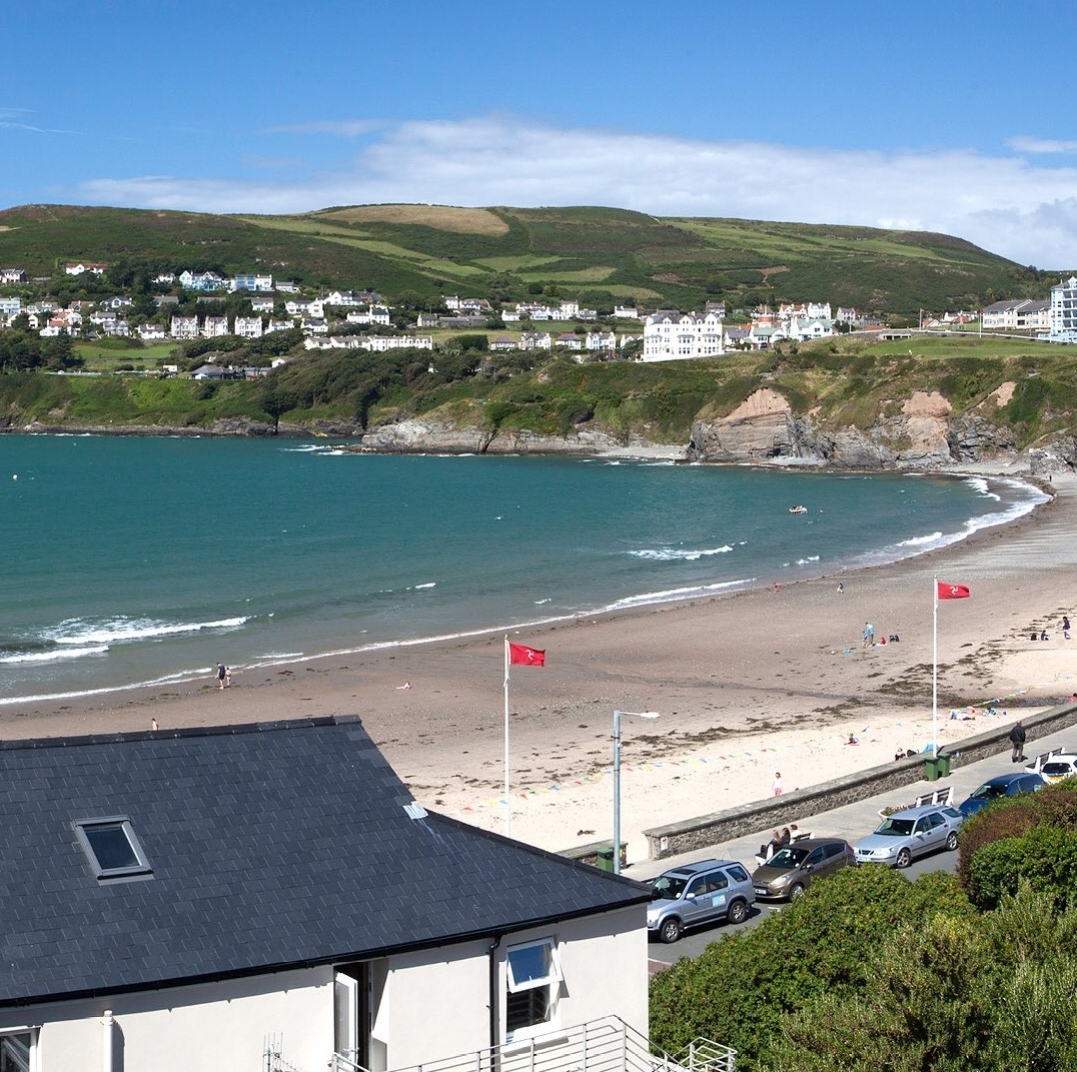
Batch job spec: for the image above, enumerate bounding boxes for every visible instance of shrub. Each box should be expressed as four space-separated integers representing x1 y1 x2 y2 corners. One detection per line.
649 866 972 1070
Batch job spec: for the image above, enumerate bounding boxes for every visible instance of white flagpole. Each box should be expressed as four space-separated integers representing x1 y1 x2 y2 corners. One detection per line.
503 636 511 837
932 575 939 757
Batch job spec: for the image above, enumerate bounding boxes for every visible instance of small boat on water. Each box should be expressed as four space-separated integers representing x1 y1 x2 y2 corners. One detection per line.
788 505 808 514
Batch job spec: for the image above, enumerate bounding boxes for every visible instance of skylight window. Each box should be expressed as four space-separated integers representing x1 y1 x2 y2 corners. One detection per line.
74 818 152 880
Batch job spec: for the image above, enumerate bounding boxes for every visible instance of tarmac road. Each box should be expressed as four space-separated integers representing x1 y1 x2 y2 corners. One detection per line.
639 723 1071 969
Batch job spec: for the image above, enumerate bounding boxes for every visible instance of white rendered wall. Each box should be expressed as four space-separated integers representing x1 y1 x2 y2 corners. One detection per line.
4 967 331 1072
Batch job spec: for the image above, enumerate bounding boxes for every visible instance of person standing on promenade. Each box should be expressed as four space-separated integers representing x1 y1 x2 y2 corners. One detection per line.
1010 720 1027 763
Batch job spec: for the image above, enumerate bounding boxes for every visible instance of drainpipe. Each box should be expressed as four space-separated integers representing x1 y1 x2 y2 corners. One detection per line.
101 1010 114 1072
488 934 503 1054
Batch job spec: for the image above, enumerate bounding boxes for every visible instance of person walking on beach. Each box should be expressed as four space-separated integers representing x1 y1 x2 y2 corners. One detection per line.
216 663 227 690
862 622 874 647
1063 615 1071 640
773 771 783 796
1010 720 1027 763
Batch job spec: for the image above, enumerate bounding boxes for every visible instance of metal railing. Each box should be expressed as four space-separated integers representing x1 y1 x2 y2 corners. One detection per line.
330 1015 734 1072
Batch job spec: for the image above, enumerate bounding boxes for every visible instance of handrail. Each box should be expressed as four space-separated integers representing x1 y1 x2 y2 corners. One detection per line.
329 1015 735 1072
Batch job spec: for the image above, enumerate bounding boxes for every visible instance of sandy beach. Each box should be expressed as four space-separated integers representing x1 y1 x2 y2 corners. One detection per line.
6 463 1077 866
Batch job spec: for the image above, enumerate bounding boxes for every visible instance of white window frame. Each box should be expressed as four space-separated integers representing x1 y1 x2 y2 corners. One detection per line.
505 938 563 1042
0 1026 37 1072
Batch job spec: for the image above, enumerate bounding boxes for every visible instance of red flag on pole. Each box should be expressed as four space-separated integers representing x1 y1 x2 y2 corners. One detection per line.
508 642 546 667
937 582 970 599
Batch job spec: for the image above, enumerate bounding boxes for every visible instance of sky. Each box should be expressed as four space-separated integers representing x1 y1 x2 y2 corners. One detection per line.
4 0 1077 269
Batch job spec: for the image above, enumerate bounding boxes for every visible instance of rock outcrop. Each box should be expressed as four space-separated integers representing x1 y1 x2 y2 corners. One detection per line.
687 388 1030 469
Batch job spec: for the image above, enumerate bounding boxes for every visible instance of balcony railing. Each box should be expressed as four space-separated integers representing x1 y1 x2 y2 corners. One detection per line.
331 1015 734 1072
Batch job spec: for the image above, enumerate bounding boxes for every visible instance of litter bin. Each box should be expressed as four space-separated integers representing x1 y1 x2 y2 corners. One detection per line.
595 846 616 872
936 753 951 778
924 756 939 781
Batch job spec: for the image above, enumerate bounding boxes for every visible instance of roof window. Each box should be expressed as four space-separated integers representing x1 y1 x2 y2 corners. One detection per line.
74 817 153 880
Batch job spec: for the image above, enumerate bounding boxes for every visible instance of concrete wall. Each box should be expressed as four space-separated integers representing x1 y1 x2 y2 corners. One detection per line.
611 702 1077 861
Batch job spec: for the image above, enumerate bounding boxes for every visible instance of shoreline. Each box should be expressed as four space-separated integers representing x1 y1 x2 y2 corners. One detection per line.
0 459 1046 714
4 459 1073 866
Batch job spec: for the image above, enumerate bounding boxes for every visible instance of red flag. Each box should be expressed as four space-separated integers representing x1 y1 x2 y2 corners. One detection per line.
937 582 970 599
509 642 546 667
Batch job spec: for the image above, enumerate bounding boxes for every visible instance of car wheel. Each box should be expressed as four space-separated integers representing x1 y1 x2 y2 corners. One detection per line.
659 917 683 944
895 848 912 869
789 883 806 900
946 831 959 851
726 899 748 925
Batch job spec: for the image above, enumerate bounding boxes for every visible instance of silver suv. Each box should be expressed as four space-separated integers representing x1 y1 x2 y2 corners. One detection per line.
647 858 755 943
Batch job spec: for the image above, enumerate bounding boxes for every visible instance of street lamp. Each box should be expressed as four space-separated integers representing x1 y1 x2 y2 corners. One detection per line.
612 709 660 875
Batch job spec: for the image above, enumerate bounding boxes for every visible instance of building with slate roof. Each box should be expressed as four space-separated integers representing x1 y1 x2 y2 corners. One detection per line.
0 717 650 1071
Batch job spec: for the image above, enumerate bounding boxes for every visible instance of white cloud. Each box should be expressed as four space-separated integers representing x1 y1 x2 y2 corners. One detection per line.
72 116 1077 267
1007 135 1077 155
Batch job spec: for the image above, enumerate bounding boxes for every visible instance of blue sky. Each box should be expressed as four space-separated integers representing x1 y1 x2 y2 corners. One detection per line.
4 0 1077 268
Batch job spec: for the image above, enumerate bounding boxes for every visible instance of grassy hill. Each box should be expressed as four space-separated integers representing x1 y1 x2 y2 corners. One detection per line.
0 203 1048 316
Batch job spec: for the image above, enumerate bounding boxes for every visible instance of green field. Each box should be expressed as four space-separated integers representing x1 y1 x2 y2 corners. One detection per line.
0 202 1054 317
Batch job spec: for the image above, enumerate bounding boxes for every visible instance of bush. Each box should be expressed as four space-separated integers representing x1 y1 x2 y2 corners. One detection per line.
957 786 1077 908
649 866 972 1070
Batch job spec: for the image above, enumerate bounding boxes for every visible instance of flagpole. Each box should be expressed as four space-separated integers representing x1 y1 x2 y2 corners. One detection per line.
503 635 511 837
932 575 939 757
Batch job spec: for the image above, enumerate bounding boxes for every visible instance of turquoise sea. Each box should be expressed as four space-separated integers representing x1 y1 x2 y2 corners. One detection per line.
0 435 1047 706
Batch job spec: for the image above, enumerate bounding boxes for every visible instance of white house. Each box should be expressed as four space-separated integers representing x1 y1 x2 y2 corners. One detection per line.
64 262 107 276
170 316 199 339
586 330 617 351
1050 276 1077 343
642 310 725 361
202 316 230 338
520 331 552 350
613 306 640 319
0 717 653 1072
233 316 263 339
983 299 1032 331
360 335 433 352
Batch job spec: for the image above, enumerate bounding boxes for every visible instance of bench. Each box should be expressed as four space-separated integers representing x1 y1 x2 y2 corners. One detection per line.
913 786 954 808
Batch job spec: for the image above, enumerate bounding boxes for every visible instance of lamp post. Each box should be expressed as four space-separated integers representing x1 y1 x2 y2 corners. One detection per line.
612 709 660 875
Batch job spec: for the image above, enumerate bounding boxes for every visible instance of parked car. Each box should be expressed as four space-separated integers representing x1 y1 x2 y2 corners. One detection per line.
854 804 964 868
958 772 1044 817
751 837 857 901
1031 754 1077 784
646 858 755 943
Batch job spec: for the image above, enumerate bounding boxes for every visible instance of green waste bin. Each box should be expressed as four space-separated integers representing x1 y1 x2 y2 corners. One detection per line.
924 756 939 781
595 847 616 872
936 753 951 778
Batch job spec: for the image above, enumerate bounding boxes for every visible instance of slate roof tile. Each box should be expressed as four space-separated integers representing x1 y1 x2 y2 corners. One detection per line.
0 716 647 1006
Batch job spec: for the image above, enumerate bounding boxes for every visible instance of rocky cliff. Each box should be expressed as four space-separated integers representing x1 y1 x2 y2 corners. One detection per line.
685 388 1045 470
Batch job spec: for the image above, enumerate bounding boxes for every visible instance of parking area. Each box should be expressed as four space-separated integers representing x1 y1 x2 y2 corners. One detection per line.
639 722 1073 967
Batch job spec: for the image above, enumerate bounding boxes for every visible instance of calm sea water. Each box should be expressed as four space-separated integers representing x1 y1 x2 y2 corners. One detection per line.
0 435 1046 705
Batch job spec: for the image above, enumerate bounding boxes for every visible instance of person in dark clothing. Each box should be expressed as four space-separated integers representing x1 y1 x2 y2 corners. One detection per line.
1010 720 1027 763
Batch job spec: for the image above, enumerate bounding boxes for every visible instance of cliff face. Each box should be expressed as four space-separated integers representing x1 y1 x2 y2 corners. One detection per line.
686 389 1028 469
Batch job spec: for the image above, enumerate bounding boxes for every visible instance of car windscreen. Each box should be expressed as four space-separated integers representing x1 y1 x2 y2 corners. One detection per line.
1041 763 1073 777
971 783 1005 799
875 818 914 836
651 874 688 900
766 847 808 869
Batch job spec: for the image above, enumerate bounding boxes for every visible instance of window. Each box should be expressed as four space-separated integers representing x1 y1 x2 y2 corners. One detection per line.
75 817 152 880
0 1030 33 1072
506 939 562 1039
